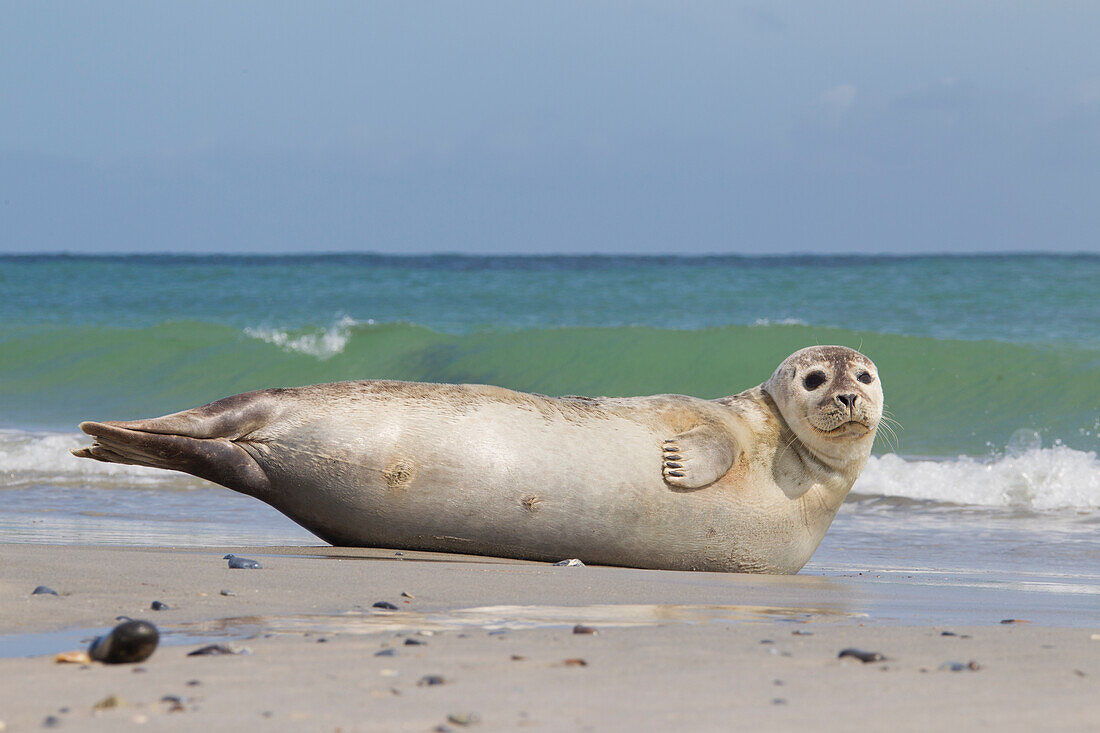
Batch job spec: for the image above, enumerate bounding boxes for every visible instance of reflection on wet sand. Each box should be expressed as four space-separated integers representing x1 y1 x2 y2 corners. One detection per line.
178 601 857 639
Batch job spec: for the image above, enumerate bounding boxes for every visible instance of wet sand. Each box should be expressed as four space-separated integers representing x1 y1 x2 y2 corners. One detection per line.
1 544 1097 731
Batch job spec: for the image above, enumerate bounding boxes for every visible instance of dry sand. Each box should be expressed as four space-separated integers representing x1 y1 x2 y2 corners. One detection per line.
1 544 1097 732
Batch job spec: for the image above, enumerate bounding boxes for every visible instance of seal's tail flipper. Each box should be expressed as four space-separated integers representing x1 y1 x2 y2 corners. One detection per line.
71 391 279 498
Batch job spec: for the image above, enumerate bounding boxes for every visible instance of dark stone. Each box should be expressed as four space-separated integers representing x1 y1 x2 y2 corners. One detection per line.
418 675 446 686
373 601 399 610
837 648 885 663
151 601 170 611
223 554 262 569
88 620 159 664
186 644 247 656
32 585 59 596
572 624 597 635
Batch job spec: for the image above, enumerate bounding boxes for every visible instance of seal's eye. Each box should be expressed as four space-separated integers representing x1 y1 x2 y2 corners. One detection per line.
857 371 874 385
803 371 827 391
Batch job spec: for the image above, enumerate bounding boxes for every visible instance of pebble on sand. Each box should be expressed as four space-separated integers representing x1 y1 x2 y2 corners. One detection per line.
187 644 251 656
418 675 446 686
150 601 170 611
838 648 886 663
373 601 399 610
447 712 481 726
573 624 597 635
92 695 124 711
32 586 59 596
223 554 262 569
939 660 982 672
88 620 159 664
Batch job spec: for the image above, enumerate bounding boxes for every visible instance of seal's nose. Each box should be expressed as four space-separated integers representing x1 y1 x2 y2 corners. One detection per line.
836 393 858 409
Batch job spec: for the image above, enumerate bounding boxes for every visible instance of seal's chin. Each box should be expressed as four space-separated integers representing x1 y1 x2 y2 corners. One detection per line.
814 420 873 439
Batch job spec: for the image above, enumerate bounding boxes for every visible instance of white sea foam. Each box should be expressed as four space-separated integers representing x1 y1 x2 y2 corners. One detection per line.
751 318 809 327
244 315 368 359
0 430 199 490
856 446 1100 511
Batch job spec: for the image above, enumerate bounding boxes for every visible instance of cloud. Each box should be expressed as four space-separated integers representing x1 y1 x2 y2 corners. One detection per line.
818 84 857 116
1075 79 1100 106
741 6 787 33
892 78 976 111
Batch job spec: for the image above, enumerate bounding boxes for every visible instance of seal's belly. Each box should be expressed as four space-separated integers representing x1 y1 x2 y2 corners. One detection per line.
253 401 770 567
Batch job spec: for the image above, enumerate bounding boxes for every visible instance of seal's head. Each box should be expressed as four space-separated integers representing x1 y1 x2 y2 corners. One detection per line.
764 346 883 468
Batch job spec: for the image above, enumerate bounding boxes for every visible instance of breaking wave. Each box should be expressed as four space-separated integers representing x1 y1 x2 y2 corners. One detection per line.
244 316 368 359
856 446 1100 511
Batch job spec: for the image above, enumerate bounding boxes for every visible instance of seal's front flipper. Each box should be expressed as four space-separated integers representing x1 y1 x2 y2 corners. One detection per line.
71 391 279 498
662 425 738 490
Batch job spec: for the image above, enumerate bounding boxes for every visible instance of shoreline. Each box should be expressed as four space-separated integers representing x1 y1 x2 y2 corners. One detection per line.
1 545 1097 731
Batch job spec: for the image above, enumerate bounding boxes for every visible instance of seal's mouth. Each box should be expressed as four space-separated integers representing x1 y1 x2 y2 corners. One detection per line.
815 420 872 438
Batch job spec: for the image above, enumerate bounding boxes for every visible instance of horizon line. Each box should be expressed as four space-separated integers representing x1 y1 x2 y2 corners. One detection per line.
1 250 1097 259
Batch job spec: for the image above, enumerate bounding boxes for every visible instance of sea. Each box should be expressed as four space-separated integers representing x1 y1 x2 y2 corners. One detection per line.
1 254 1097 619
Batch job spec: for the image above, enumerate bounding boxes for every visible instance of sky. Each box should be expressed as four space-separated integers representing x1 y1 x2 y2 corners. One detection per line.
2 2 1099 255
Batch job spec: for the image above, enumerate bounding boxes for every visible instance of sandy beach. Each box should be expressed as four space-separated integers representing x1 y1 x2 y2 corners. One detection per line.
0 544 1096 732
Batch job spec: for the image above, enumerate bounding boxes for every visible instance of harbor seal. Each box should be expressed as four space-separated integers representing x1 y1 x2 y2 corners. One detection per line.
72 345 883 574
